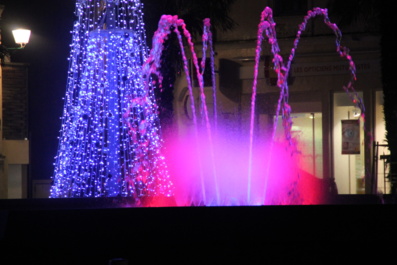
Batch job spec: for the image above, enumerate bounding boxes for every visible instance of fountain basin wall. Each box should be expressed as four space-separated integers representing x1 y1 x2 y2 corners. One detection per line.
0 197 396 264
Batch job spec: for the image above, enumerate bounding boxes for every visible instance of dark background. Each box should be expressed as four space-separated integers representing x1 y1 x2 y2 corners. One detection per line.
1 0 75 181
0 0 189 183
0 2 395 263
1 0 392 186
0 0 170 183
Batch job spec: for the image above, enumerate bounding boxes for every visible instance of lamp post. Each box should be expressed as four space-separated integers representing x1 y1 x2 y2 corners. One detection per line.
0 5 31 60
12 28 31 48
0 4 31 199
0 28 31 61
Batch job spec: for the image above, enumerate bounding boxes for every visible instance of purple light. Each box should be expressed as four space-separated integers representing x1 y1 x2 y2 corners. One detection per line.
51 0 173 200
51 2 364 206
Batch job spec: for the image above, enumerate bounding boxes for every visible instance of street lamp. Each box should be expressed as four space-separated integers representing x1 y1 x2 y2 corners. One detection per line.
11 28 31 48
0 5 32 199
0 5 31 62
0 27 31 63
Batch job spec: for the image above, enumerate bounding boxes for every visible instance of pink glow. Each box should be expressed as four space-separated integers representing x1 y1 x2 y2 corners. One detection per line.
137 7 363 207
163 126 327 206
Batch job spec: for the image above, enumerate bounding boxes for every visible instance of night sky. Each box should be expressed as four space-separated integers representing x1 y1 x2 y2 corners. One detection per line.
1 0 77 180
0 0 174 182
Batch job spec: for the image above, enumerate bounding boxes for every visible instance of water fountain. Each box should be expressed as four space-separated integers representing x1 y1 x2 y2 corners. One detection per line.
1 3 390 264
0 3 390 264
146 7 364 206
50 0 365 207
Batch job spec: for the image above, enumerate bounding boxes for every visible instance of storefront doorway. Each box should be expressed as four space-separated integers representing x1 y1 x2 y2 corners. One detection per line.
272 112 323 178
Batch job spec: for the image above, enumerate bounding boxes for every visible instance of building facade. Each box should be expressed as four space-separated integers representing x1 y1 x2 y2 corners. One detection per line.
0 62 30 199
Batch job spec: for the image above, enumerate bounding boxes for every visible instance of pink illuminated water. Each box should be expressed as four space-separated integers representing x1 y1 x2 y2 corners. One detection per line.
140 7 364 206
246 7 364 204
143 15 220 204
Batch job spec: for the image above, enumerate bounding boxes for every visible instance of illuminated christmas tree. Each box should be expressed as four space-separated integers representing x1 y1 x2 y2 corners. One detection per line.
50 0 173 199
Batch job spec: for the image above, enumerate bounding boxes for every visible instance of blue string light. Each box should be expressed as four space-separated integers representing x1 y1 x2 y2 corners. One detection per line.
50 0 173 200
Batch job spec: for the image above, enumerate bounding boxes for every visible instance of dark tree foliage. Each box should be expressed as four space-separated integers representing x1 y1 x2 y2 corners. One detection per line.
155 33 182 133
144 0 236 40
327 0 380 32
379 2 397 193
143 0 237 133
0 44 9 64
